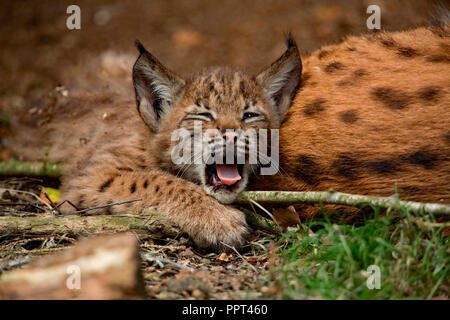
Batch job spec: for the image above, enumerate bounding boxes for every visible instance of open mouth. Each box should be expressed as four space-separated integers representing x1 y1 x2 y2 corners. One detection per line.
205 163 244 190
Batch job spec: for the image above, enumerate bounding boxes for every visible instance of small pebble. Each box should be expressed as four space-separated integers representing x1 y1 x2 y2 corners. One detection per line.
192 289 204 299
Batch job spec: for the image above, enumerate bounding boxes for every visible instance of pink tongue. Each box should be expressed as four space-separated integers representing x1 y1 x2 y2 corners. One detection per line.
216 164 241 186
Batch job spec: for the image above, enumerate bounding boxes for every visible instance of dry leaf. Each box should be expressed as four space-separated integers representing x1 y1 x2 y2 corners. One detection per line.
217 252 233 262
40 187 60 204
273 205 301 230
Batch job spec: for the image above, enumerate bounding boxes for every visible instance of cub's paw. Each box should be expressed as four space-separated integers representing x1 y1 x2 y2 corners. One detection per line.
188 205 249 251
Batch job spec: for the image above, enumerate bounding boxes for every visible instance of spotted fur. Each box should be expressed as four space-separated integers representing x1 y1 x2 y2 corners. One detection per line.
4 23 450 246
251 23 450 218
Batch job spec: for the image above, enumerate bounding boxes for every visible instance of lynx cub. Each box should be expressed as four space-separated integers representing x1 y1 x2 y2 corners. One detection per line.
11 36 301 250
5 22 449 250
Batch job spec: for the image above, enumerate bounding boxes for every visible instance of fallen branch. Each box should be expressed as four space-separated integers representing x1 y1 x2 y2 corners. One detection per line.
219 241 258 273
1 160 448 220
240 208 281 235
0 188 53 210
58 198 143 216
236 190 450 216
0 159 61 178
0 208 181 239
141 253 194 272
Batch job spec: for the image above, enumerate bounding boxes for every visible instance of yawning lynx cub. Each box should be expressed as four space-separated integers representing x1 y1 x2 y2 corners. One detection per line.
5 22 449 250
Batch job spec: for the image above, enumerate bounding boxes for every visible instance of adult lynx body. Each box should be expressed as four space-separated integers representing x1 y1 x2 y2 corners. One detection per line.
251 23 450 216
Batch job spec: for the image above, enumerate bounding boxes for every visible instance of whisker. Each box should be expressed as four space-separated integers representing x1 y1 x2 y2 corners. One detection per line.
178 152 204 179
256 150 299 185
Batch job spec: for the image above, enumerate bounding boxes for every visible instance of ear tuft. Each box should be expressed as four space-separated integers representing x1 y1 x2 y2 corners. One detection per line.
132 42 185 131
285 32 297 50
135 40 147 55
256 35 302 122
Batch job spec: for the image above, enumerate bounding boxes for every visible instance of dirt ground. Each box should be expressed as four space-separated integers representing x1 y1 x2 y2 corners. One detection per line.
0 176 278 299
0 0 443 299
0 0 438 104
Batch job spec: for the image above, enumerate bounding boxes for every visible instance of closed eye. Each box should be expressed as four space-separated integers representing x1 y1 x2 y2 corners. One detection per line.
198 112 214 120
184 112 214 122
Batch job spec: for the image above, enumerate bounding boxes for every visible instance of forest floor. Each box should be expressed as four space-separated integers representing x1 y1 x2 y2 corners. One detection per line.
0 176 448 299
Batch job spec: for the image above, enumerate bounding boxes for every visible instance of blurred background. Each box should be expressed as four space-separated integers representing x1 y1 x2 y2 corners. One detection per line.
0 0 440 108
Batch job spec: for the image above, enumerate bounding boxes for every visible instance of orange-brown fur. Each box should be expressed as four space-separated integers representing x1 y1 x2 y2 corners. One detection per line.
4 24 450 248
251 24 450 217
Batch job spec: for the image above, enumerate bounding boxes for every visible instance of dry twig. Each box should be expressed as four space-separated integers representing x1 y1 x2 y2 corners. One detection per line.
237 190 450 216
220 241 258 273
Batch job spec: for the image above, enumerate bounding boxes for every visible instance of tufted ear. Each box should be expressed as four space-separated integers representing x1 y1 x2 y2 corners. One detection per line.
256 34 302 118
132 41 185 131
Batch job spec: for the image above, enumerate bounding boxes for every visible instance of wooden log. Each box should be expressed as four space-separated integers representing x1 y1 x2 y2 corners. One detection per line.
0 233 146 299
0 209 181 239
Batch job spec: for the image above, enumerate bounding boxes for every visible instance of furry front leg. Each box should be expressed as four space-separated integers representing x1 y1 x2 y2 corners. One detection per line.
61 169 249 250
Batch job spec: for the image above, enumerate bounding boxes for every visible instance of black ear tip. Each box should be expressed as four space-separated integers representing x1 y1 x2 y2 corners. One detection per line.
135 40 147 54
285 32 297 50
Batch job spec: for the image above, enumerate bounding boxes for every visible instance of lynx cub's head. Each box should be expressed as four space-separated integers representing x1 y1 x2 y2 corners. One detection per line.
132 36 302 203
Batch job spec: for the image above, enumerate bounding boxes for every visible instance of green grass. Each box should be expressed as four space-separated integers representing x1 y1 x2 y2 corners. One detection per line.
273 205 449 299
